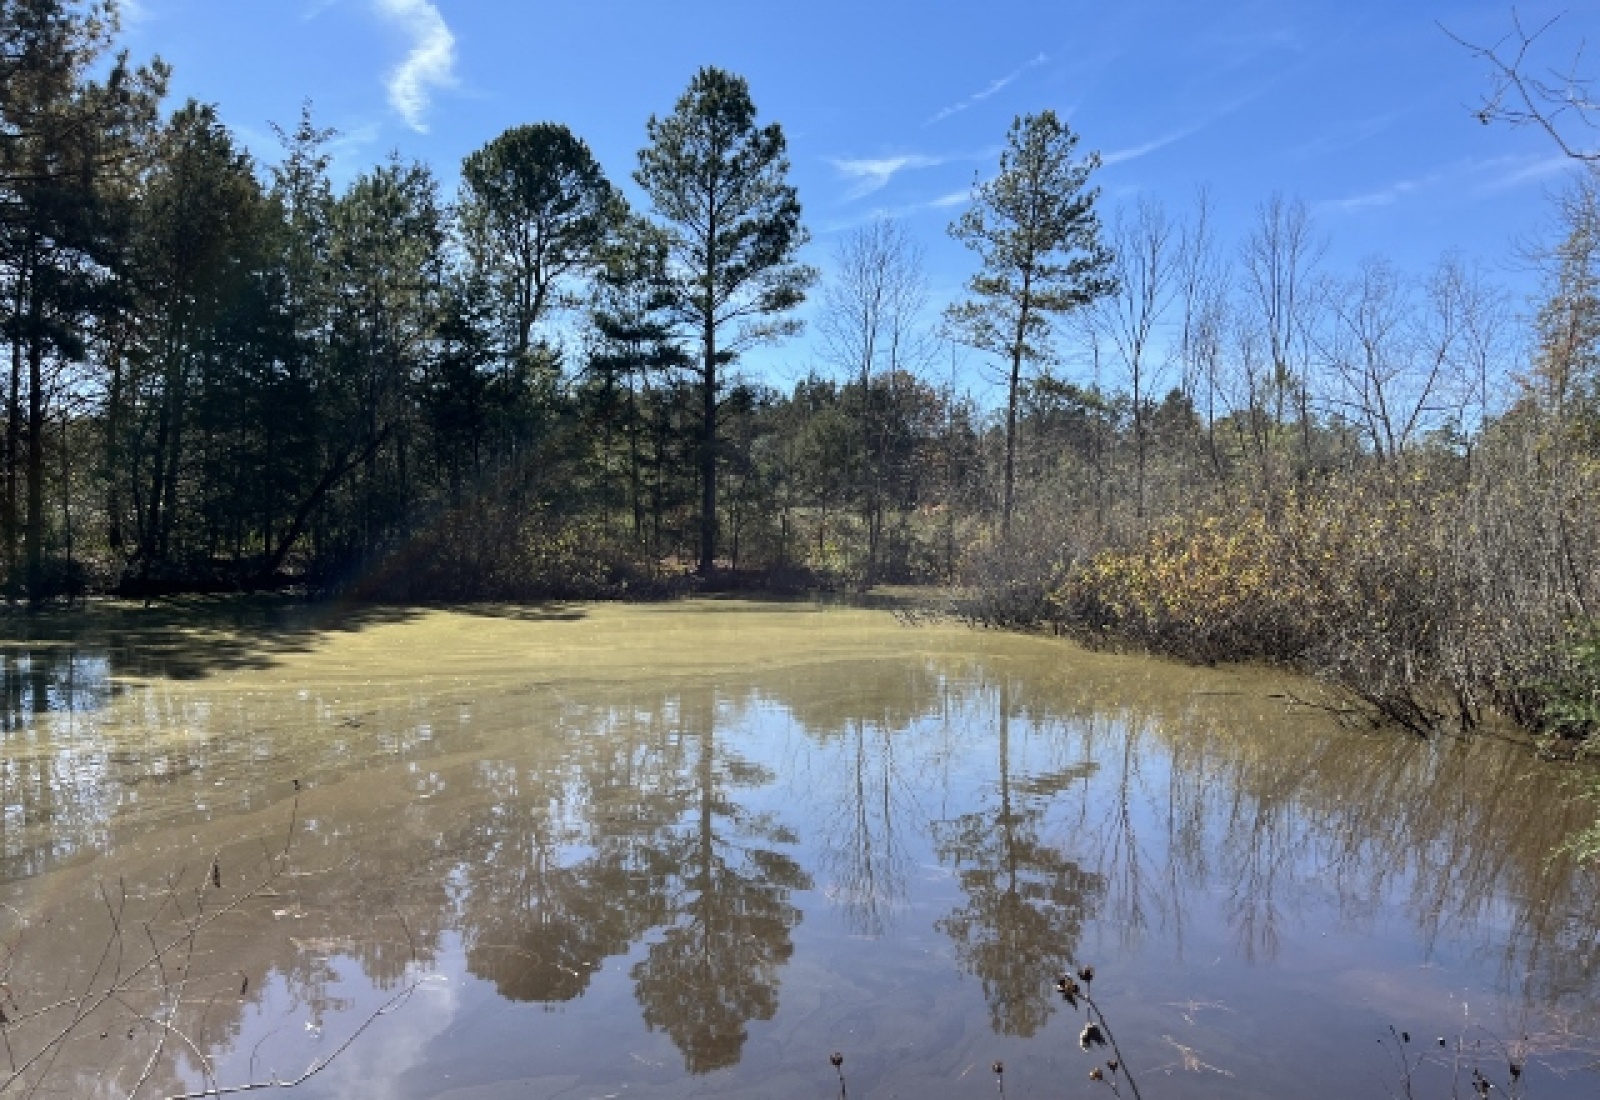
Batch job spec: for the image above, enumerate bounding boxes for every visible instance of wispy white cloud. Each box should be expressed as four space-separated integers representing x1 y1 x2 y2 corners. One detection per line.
1317 177 1429 215
330 122 383 157
1101 124 1204 167
817 185 978 235
926 53 1049 126
1472 154 1577 195
1193 25 1303 69
828 154 945 199
374 0 457 133
1316 153 1579 218
1289 112 1402 161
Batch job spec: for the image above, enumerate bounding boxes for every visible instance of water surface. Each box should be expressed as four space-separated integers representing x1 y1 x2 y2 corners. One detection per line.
2 598 1597 1098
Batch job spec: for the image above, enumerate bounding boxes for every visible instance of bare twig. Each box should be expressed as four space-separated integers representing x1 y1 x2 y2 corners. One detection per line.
157 907 432 1100
155 979 427 1099
0 786 389 1099
1444 10 1599 162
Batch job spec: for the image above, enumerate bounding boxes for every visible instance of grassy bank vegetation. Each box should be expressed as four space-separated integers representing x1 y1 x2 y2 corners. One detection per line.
1048 446 1600 743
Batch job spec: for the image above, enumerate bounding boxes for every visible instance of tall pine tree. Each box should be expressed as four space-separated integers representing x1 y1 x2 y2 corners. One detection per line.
945 110 1115 538
635 67 812 573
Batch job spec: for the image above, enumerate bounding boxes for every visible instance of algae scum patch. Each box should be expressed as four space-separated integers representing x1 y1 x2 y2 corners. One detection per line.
1 600 1597 1099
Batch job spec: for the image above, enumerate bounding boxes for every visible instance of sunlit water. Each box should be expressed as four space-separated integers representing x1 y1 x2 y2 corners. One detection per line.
2 598 1598 1099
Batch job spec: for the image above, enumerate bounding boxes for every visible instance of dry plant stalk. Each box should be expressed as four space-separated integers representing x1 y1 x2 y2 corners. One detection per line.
0 787 432 1099
1057 965 1144 1100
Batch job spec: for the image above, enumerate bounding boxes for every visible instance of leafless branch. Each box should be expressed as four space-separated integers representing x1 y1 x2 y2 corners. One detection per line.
0 788 428 1098
157 909 430 1100
1445 10 1599 162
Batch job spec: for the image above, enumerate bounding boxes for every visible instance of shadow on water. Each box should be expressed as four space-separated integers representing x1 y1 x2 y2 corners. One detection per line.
0 595 591 883
0 594 589 692
454 601 590 624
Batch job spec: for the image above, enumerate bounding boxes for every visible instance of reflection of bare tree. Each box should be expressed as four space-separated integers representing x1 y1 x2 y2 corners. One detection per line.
1081 716 1155 948
632 686 811 1073
1 646 122 878
816 716 916 937
1158 711 1212 961
1218 786 1298 963
1102 694 1600 1014
777 655 966 940
934 680 1103 1037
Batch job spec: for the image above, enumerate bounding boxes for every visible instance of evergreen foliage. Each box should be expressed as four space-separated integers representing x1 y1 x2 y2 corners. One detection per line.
945 110 1116 536
634 66 814 572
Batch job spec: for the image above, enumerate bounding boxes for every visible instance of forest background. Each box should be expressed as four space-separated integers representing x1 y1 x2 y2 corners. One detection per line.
3 0 1600 745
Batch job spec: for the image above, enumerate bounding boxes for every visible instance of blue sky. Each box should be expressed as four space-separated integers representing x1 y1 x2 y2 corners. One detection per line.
118 0 1596 389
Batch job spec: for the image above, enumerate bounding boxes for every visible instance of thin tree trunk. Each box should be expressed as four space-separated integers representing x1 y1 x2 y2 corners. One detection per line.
26 319 46 604
59 407 72 599
1003 345 1022 540
104 337 125 556
1002 274 1033 541
699 315 717 574
5 297 21 599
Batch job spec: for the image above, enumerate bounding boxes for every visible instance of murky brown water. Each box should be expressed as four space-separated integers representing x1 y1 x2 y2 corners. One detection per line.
2 597 1599 1099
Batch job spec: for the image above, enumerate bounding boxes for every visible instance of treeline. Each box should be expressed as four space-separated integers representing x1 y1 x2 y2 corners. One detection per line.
0 3 778 597
0 2 998 600
4 2 1599 739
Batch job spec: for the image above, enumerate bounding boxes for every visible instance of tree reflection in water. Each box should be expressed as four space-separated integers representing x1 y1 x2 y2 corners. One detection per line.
6 609 1600 1098
790 658 953 939
450 683 811 1073
934 678 1104 1037
631 684 811 1072
455 695 683 1002
815 716 914 937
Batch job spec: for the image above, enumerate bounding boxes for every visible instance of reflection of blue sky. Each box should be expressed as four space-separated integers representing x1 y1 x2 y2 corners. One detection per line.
193 943 461 1100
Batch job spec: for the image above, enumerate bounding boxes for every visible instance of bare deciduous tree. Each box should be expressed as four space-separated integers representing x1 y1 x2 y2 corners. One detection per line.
1093 198 1179 519
1528 169 1600 425
818 218 934 582
1239 194 1323 477
1228 311 1274 489
1175 190 1233 477
1441 255 1515 439
1317 256 1458 463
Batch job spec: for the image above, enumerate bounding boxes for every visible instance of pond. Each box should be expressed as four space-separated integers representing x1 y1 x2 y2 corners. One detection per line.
1 598 1598 1099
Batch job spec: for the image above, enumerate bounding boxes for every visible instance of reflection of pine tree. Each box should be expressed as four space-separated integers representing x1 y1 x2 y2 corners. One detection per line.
457 708 684 1002
632 689 811 1073
934 681 1102 1037
462 798 664 1002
